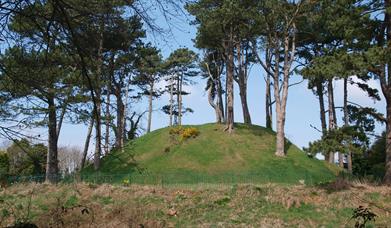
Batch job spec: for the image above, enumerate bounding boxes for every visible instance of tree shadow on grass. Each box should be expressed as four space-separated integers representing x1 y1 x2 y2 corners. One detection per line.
233 123 274 137
82 141 146 183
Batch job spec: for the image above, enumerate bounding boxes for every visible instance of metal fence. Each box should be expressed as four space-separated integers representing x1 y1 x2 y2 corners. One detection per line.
3 171 336 187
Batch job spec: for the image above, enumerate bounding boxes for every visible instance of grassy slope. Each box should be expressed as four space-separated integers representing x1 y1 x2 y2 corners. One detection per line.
85 123 338 184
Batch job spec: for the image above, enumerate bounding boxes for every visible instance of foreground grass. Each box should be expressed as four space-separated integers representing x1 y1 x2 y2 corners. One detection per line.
83 123 338 184
1 182 390 227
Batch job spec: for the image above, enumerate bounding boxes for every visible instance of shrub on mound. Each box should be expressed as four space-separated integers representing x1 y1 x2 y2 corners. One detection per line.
169 126 200 142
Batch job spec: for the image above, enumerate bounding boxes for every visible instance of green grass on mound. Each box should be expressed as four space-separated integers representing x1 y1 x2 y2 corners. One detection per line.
83 123 339 184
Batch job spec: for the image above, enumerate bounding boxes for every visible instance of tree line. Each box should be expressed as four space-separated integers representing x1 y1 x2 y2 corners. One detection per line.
0 0 197 182
187 0 391 184
0 0 391 185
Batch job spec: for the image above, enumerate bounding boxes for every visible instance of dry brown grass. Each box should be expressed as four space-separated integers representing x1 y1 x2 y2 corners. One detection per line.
1 182 391 227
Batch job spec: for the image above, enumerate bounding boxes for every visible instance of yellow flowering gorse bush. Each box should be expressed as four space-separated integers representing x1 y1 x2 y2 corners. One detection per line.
169 126 200 142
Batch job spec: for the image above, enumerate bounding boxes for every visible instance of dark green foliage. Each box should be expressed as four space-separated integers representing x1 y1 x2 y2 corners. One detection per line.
353 132 386 179
305 126 368 159
133 45 164 97
0 152 9 180
6 139 47 177
162 48 198 118
186 0 260 50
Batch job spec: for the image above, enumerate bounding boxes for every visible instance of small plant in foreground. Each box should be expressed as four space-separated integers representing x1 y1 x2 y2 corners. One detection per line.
122 179 130 186
0 189 35 228
351 206 377 228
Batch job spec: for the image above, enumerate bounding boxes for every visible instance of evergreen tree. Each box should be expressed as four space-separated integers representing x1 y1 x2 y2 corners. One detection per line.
133 45 164 133
163 48 198 126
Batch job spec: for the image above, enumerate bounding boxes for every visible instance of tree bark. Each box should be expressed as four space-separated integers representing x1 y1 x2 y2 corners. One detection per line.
225 73 228 124
56 102 67 140
81 115 94 169
217 77 225 123
236 43 252 125
93 25 104 171
381 0 391 185
384 98 391 184
225 40 234 133
178 73 183 126
316 79 328 161
274 44 284 157
343 78 352 171
266 72 272 129
205 62 224 123
327 79 336 164
169 76 174 127
120 79 131 153
274 28 295 157
147 81 154 133
115 91 124 149
239 82 251 124
208 86 222 123
94 96 102 170
316 80 327 133
45 95 59 183
105 72 111 155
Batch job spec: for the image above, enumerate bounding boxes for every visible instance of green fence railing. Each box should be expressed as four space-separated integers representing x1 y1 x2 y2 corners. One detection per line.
3 171 336 187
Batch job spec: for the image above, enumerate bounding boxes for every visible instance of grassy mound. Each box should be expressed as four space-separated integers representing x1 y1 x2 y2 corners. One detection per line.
84 123 338 184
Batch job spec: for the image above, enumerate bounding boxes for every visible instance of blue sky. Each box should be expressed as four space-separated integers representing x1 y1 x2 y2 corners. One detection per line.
1 9 386 154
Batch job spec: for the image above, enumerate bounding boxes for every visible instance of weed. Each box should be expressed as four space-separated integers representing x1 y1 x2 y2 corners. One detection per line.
320 177 351 193
214 196 231 206
0 189 35 227
351 206 377 228
122 179 130 186
48 195 94 227
64 195 79 208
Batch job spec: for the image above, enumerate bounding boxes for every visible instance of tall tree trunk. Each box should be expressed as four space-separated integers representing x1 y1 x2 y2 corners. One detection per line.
343 78 352 171
81 115 94 169
274 29 295 157
225 40 234 133
383 0 391 184
205 61 224 124
239 80 251 124
338 149 344 168
274 44 284 157
208 86 222 123
121 79 131 153
266 73 272 129
327 79 336 164
56 102 67 140
105 54 114 154
316 79 328 161
169 76 174 127
217 77 225 123
94 96 102 170
384 97 391 184
93 26 104 171
147 81 154 133
178 73 183 126
236 43 251 125
46 95 59 183
105 76 111 155
265 47 273 130
115 91 124 149
224 72 228 124
316 80 327 133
